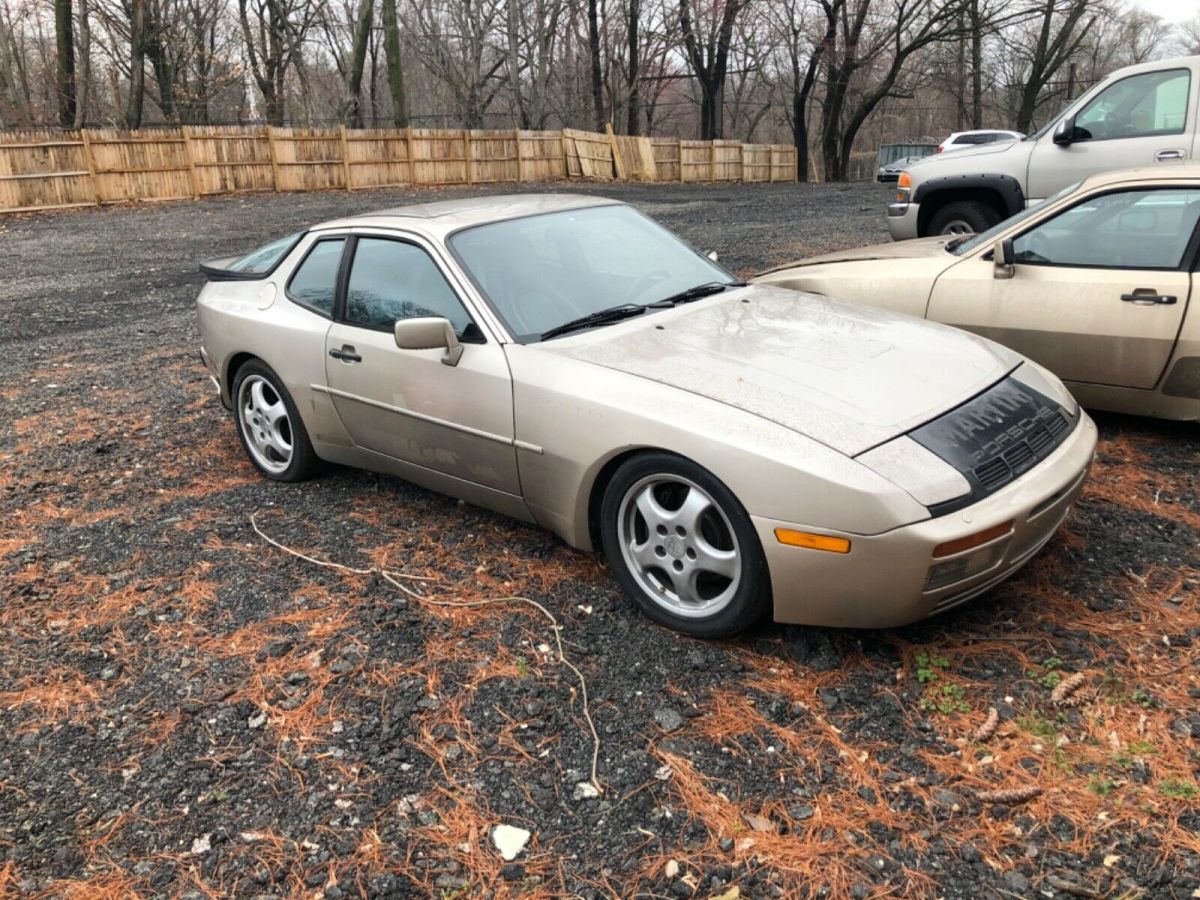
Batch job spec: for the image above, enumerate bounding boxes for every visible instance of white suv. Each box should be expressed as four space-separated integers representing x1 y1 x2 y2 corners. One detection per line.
889 55 1199 239
937 130 1024 153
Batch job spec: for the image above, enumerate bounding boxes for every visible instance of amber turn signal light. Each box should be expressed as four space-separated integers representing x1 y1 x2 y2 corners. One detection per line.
932 521 1014 559
897 172 912 188
774 528 851 554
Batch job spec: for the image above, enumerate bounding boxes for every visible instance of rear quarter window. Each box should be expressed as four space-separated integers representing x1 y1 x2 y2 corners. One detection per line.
228 232 304 274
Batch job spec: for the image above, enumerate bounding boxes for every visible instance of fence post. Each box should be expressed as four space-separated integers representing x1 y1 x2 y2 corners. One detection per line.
677 137 684 183
181 126 202 199
406 126 417 185
739 143 746 183
709 140 717 183
463 128 474 185
339 125 353 190
561 129 573 179
79 129 101 206
606 122 625 180
266 126 282 192
514 127 523 182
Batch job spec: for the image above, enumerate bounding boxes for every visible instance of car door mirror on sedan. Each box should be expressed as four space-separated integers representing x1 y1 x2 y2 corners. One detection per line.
394 316 464 367
993 238 1015 280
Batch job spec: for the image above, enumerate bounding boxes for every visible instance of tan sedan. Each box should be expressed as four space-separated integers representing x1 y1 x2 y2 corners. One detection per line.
197 195 1096 636
758 167 1200 421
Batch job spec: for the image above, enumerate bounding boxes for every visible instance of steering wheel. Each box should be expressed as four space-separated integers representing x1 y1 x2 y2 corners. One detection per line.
626 269 674 303
1017 232 1054 264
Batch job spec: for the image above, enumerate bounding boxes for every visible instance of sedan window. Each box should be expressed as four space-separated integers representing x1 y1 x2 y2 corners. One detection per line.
287 238 345 316
1012 189 1200 270
345 237 476 338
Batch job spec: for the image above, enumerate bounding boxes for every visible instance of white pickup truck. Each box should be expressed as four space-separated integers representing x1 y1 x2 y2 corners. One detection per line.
888 55 1200 239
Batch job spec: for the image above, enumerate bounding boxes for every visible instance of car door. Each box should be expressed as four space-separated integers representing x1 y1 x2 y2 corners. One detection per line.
1027 67 1194 201
927 186 1199 390
322 231 522 496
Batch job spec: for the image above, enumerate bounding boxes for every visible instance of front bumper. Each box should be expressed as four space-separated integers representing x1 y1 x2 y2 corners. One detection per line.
755 412 1097 628
886 201 920 241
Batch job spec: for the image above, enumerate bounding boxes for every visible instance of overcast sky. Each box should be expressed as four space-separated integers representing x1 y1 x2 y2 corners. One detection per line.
1130 0 1196 24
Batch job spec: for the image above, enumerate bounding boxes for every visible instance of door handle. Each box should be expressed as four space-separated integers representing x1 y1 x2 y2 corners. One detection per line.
329 345 362 362
1120 290 1177 305
1155 149 1185 162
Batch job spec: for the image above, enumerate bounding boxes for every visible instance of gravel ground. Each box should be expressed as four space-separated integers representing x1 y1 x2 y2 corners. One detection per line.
1 181 1198 899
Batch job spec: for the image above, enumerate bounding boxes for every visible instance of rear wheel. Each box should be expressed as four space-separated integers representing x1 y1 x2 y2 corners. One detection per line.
599 453 771 638
232 360 321 482
928 200 1001 236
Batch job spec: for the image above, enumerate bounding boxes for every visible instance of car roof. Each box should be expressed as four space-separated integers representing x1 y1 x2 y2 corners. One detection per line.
311 193 622 234
1080 163 1200 190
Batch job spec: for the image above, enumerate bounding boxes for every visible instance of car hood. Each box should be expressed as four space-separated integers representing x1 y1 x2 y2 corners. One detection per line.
545 285 1019 456
758 236 953 273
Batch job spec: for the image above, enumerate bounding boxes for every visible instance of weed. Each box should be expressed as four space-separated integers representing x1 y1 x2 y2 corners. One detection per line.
919 683 970 715
1158 779 1197 800
516 656 530 677
1088 776 1116 797
915 654 949 684
1018 712 1058 740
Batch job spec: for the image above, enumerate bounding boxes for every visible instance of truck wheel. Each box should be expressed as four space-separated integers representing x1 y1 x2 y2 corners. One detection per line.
929 201 1002 236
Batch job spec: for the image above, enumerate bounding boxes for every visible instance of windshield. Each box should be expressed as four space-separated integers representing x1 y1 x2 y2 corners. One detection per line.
449 205 736 341
950 181 1082 256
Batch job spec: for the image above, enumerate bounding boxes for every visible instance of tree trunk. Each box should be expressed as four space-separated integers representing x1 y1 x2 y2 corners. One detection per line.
970 0 981 128
55 0 75 126
72 0 90 127
345 0 374 126
126 0 145 128
587 0 604 130
625 0 639 135
380 0 407 127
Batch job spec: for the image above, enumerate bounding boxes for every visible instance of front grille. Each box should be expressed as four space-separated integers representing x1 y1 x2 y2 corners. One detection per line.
909 377 1077 516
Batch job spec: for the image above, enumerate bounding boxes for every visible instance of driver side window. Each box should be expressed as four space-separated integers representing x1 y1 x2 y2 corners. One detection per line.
1012 188 1200 270
1073 69 1190 141
344 237 479 340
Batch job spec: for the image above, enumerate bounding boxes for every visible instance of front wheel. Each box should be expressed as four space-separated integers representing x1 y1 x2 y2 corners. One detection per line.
232 359 322 482
599 453 771 638
928 200 1002 236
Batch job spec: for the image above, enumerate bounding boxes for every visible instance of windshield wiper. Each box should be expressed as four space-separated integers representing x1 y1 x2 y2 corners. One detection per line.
655 280 744 306
541 302 664 340
540 282 744 341
944 237 967 252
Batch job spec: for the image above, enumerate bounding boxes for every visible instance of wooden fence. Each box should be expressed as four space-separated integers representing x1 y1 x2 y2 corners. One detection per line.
0 125 796 214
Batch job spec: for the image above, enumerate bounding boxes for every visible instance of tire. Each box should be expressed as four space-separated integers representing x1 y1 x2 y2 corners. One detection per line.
231 359 322 482
599 452 771 638
928 200 1002 236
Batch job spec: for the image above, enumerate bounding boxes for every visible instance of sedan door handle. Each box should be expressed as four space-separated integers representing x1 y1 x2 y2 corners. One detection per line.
1121 290 1177 305
329 345 362 362
1155 149 1185 162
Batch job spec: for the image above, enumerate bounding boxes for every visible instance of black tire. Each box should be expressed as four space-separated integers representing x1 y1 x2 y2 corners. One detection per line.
231 359 322 482
599 452 771 638
928 200 1002 236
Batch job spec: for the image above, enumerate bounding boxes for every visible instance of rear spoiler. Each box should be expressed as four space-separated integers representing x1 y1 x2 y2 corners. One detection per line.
198 232 305 281
198 256 267 281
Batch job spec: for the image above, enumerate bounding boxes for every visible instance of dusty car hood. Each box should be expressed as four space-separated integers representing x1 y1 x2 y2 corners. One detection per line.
759 236 953 272
546 285 1018 456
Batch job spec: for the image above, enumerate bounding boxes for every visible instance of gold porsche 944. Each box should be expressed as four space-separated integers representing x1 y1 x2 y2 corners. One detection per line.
198 195 1096 637
758 167 1200 422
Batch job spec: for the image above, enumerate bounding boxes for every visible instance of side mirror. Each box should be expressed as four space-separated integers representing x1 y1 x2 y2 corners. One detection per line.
394 316 463 367
1052 117 1075 146
993 238 1015 280
706 250 719 262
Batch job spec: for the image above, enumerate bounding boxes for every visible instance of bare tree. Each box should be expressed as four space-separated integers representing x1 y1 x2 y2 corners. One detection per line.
1008 0 1102 134
678 0 749 139
55 0 76 124
819 0 968 181
238 0 318 124
411 0 506 126
380 0 407 125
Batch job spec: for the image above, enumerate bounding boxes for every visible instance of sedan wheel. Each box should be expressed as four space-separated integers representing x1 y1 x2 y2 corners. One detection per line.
232 360 321 482
238 374 293 474
601 453 770 638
